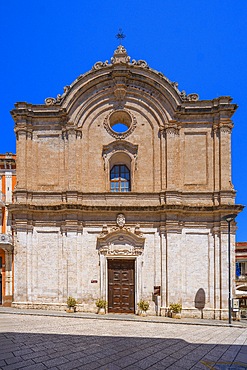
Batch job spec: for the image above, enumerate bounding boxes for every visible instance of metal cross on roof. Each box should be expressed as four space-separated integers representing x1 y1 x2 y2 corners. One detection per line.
116 28 126 45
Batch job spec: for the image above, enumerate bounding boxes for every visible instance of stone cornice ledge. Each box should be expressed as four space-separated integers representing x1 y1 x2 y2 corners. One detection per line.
8 203 244 214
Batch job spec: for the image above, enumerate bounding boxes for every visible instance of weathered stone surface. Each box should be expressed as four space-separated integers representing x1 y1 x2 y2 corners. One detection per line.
10 46 243 318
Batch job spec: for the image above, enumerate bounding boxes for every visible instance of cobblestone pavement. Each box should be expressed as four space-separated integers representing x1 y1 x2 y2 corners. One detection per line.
0 313 247 369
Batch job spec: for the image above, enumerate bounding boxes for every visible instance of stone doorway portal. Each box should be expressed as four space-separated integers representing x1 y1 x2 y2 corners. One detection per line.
108 259 135 313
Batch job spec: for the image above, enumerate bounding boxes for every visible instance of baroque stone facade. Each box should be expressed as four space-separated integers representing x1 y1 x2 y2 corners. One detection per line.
10 46 243 318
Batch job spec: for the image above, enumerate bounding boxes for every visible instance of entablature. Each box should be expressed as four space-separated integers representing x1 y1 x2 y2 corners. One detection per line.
11 189 239 208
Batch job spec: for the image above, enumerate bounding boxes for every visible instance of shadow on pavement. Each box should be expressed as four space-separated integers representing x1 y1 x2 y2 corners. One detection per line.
0 331 247 369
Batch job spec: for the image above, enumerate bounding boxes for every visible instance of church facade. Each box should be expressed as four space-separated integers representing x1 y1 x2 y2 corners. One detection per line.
10 46 243 318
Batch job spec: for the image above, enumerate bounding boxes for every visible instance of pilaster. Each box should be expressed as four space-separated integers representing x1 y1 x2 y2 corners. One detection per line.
159 226 167 309
212 226 221 319
164 122 180 191
63 126 82 191
219 121 233 191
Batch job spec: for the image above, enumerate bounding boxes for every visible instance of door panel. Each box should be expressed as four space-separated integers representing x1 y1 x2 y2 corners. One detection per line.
108 259 135 313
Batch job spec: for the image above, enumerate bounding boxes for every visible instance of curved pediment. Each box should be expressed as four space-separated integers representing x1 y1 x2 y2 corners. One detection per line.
102 140 138 157
97 226 145 256
43 46 199 126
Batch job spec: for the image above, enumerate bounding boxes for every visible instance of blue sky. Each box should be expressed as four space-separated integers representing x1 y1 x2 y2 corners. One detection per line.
0 1 246 240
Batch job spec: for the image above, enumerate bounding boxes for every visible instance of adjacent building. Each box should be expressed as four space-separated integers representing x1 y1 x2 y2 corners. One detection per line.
9 46 243 318
236 242 247 317
0 153 16 306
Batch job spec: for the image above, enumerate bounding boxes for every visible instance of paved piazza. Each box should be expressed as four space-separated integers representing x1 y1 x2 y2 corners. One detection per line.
0 314 247 369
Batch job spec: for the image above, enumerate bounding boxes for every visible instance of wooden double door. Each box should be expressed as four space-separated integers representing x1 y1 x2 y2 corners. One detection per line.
108 259 135 313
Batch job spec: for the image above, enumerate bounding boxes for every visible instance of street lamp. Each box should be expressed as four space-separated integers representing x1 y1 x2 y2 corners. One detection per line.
222 214 237 325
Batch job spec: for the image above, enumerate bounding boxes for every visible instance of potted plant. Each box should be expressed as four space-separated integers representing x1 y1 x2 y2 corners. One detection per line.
169 303 182 319
66 296 77 313
138 299 149 316
96 298 107 314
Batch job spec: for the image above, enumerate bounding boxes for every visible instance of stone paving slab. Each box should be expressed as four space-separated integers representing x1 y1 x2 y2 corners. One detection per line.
0 313 247 369
0 307 247 328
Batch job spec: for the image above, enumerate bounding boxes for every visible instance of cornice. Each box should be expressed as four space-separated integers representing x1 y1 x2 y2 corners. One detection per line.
11 102 68 127
8 202 244 215
175 97 237 119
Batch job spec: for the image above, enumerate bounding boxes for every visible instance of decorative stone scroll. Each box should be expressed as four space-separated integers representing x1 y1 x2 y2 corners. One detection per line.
45 85 71 106
93 61 109 70
131 59 149 68
187 93 199 101
92 45 149 70
180 91 199 102
45 97 56 106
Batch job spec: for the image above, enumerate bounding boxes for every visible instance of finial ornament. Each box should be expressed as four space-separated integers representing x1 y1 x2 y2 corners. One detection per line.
116 28 126 45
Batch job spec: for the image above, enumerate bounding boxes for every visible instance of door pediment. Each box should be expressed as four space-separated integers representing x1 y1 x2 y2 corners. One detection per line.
97 227 145 256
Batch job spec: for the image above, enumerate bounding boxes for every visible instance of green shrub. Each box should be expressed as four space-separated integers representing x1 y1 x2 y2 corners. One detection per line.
67 296 77 308
169 303 182 313
138 299 149 312
96 298 107 309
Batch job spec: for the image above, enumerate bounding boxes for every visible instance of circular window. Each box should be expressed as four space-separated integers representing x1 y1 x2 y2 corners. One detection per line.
109 111 131 131
104 110 136 139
